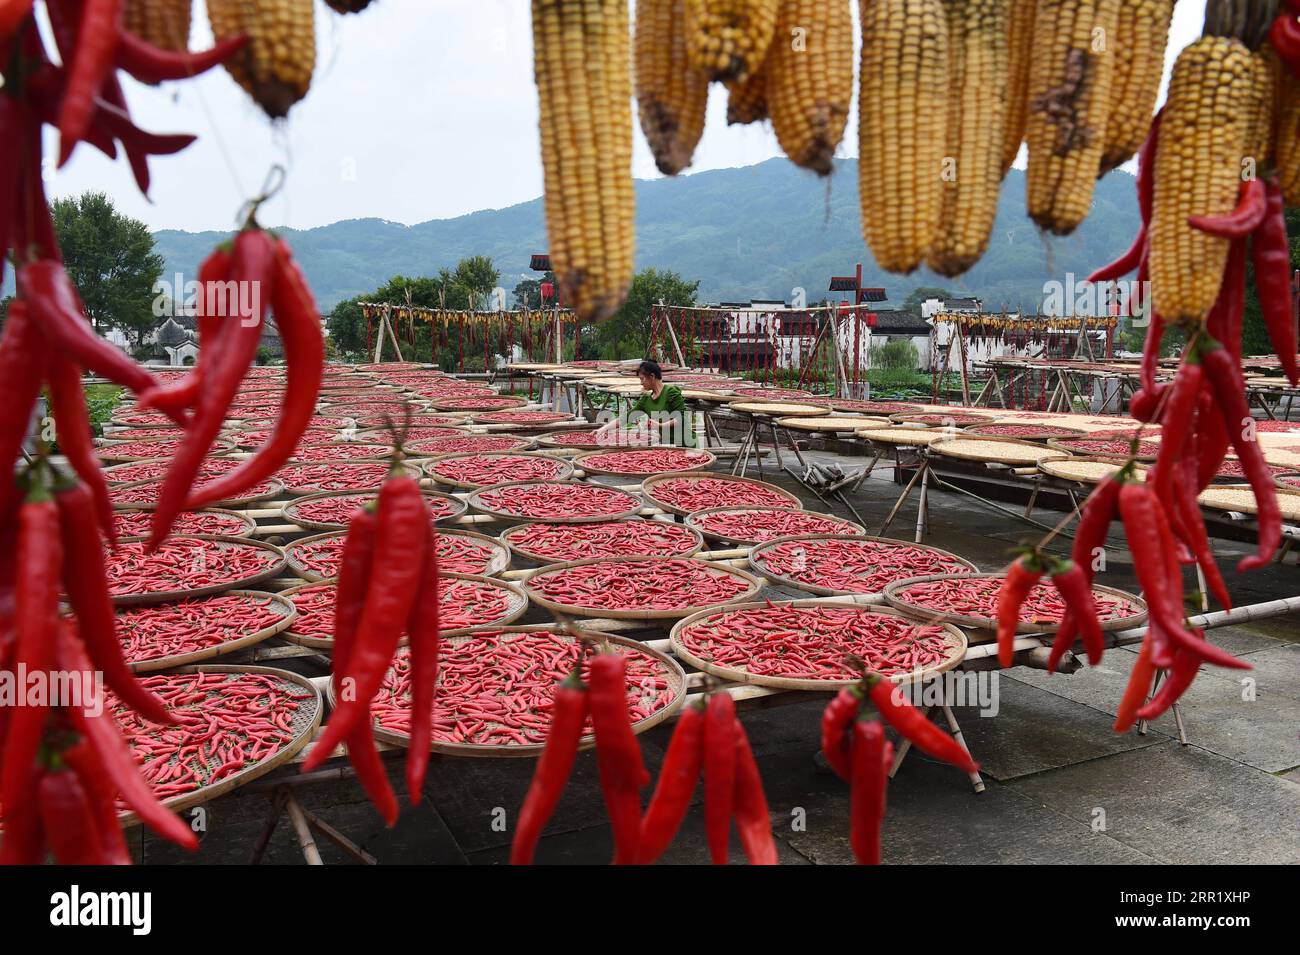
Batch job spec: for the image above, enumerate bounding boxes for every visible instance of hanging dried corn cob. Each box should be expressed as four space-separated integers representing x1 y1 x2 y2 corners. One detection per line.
1024 0 1120 234
726 58 771 123
927 0 1010 276
1149 5 1264 321
1001 0 1037 175
1098 0 1174 174
1245 47 1279 170
636 0 710 175
857 0 949 274
685 0 779 82
532 0 635 323
124 0 191 52
1276 54 1300 204
208 0 317 119
766 0 854 176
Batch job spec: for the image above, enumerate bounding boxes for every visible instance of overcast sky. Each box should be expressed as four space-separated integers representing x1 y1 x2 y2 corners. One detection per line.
45 0 1208 234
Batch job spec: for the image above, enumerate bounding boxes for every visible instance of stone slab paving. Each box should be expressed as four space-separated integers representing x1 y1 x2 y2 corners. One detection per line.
1007 742 1300 864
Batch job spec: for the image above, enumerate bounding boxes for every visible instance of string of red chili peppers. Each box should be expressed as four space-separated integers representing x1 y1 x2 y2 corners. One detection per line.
511 651 778 866
1014 113 1274 726
299 435 442 824
819 661 979 865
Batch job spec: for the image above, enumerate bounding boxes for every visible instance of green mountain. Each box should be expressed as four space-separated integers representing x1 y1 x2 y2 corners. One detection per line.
152 158 1141 312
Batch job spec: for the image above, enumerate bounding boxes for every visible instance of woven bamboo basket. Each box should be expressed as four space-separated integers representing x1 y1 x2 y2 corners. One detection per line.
422 451 575 490
342 629 687 758
429 396 529 412
286 529 510 581
124 591 297 673
640 471 802 517
747 533 978 598
467 480 645 523
111 477 286 509
109 535 288 607
97 438 237 463
280 487 468 531
1037 456 1140 485
729 401 831 417
277 459 421 495
1198 484 1300 521
110 507 257 539
881 572 1148 635
855 427 959 446
117 666 321 825
891 411 997 428
929 436 1068 466
686 505 865 546
964 423 1086 441
573 448 718 477
669 600 967 691
501 517 705 564
522 555 763 620
776 415 890 432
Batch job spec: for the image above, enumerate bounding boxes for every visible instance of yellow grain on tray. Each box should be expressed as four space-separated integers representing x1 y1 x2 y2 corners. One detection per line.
776 415 890 431
729 402 830 416
1198 486 1300 522
930 437 1060 464
1038 458 1129 483
856 427 959 446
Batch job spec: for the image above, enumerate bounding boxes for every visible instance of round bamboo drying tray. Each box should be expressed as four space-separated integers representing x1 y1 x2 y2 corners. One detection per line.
275 581 339 649
670 601 967 691
882 572 1148 635
929 436 1067 465
111 507 257 539
467 480 645 523
747 533 978 598
729 401 831 417
117 666 321 824
891 411 996 427
965 423 1086 441
405 435 533 456
1046 437 1160 462
522 555 763 620
680 390 734 401
1199 484 1300 521
829 399 922 415
506 363 568 371
97 438 237 463
347 629 687 758
1037 456 1140 484
422 451 575 490
856 427 959 446
500 517 705 564
280 487 468 531
429 395 529 412
776 415 890 432
108 536 288 607
685 505 865 546
111 477 286 509
640 471 802 517
285 529 510 581
123 590 297 672
277 459 421 495
532 430 650 450
584 375 642 387
573 448 717 477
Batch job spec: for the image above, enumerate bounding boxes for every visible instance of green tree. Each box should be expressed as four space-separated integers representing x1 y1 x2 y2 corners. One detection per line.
513 272 557 308
902 286 955 311
596 268 700 360
52 192 163 349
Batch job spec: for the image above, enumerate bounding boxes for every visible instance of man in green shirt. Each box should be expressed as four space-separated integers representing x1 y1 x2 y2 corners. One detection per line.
602 360 698 447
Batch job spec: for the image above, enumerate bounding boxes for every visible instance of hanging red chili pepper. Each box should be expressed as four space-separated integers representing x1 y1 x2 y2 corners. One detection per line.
849 715 891 865
588 650 649 865
510 667 588 865
637 699 706 864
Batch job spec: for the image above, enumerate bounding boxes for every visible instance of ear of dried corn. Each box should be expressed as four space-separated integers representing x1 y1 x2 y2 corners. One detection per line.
726 58 770 123
636 0 710 175
927 0 1010 276
766 0 853 176
1024 0 1121 234
124 0 191 53
857 0 949 274
208 0 316 119
533 0 635 323
1275 59 1300 205
1244 47 1277 175
1148 35 1257 322
1001 0 1037 175
1098 0 1174 175
685 0 779 82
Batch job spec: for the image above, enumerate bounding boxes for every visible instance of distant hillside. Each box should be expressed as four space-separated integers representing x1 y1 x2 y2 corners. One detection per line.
153 158 1141 312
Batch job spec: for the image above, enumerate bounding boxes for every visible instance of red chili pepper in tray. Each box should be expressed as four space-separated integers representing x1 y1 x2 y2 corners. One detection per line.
588 651 649 865
849 716 891 866
638 699 706 864
510 668 588 865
